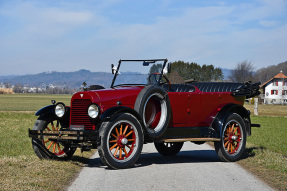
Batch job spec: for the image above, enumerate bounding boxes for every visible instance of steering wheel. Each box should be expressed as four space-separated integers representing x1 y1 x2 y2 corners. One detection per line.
148 72 171 92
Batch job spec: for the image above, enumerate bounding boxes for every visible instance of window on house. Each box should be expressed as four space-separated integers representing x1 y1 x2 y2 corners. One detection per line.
283 90 287 95
271 90 278 95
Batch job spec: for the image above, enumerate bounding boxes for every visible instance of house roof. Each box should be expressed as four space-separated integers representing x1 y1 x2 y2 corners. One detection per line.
260 71 287 88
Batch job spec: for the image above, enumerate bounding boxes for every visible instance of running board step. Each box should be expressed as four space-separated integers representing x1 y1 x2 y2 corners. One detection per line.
160 138 221 143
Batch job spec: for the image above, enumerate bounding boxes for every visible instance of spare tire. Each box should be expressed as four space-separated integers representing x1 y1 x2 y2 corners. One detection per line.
134 85 171 140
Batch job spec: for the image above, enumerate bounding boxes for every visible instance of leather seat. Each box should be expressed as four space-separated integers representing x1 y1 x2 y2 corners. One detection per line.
162 84 195 92
190 82 244 92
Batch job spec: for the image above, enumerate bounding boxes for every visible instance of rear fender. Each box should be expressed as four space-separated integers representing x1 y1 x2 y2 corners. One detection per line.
212 104 251 137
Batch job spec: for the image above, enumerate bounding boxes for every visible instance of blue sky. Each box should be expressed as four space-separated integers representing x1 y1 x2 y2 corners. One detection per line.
0 0 286 75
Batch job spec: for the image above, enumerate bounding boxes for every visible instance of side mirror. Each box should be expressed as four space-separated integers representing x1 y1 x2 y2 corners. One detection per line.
167 63 171 73
111 64 115 74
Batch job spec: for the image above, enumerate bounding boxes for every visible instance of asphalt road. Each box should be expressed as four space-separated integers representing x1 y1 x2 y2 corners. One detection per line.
68 142 274 191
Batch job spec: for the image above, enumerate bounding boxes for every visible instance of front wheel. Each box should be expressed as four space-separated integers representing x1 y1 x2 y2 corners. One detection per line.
214 113 246 162
32 115 76 160
98 113 144 169
154 142 184 156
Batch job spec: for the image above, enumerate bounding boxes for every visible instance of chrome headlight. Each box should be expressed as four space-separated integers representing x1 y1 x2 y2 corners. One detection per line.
55 103 65 118
88 104 100 119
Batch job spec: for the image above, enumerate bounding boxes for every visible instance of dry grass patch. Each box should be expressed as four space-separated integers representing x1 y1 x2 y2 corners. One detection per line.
0 88 14 94
244 103 287 117
0 112 95 191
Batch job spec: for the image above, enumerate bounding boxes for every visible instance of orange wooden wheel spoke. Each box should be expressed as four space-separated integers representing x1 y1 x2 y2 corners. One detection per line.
110 143 118 150
120 125 123 135
227 142 230 152
109 140 117 143
46 127 51 131
52 143 56 153
127 139 134 142
56 121 60 130
230 143 233 153
57 143 62 153
224 141 229 148
114 146 119 156
224 137 228 141
125 130 133 137
115 127 120 136
119 148 122 159
126 145 132 150
123 148 128 156
44 139 50 144
231 124 235 132
123 125 128 135
47 141 53 149
111 133 117 139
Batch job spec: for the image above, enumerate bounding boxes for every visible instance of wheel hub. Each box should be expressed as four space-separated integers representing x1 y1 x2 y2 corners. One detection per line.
117 135 128 147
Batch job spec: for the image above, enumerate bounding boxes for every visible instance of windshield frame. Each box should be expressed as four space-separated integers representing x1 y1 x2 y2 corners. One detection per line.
110 59 168 88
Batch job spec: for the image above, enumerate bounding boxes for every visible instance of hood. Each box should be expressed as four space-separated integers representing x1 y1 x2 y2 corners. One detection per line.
72 86 144 109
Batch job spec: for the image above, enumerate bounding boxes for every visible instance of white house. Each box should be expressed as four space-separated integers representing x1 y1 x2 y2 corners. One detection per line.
260 71 287 105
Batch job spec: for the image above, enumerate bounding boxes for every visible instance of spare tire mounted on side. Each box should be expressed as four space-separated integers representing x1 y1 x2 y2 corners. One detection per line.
134 85 171 140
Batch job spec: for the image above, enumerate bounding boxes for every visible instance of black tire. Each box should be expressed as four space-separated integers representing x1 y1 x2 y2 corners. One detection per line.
134 85 171 140
32 115 76 160
154 142 184 156
214 113 246 162
98 113 144 169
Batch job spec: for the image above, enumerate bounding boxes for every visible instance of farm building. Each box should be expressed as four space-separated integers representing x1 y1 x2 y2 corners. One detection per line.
260 71 287 105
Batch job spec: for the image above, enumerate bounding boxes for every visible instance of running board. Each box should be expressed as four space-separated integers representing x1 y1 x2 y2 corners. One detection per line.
160 138 221 143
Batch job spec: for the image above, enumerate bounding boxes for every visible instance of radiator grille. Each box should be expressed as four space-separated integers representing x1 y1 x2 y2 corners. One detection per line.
71 99 93 130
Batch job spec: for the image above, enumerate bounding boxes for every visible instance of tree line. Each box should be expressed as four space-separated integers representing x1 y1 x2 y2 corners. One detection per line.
149 61 224 84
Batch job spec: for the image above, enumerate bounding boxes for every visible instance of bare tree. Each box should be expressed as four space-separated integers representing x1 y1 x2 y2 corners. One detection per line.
229 60 254 83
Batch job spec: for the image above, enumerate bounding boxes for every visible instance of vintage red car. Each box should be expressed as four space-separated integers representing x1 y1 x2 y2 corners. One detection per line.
29 59 260 169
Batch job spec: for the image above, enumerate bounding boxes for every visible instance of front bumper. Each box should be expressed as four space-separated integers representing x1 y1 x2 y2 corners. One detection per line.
28 129 98 142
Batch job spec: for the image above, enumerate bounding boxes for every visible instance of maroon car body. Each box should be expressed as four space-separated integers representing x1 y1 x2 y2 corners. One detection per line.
29 59 260 169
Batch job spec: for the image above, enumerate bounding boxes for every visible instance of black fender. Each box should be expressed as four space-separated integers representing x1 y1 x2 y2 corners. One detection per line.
35 105 55 116
211 103 251 137
35 105 70 128
100 106 143 124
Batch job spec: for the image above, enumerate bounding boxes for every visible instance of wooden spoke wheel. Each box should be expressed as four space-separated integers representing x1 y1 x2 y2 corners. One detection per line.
215 113 246 162
42 119 71 157
108 122 137 161
32 116 76 160
223 121 242 154
98 113 143 169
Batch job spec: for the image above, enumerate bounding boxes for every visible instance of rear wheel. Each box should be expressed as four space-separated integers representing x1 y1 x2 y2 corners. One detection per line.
32 115 76 160
215 113 246 162
154 142 184 156
98 113 143 169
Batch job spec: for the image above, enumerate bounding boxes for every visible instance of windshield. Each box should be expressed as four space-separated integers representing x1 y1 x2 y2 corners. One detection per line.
111 59 167 87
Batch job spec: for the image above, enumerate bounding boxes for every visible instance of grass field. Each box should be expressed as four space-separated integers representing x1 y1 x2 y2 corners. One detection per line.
0 94 286 190
0 94 94 191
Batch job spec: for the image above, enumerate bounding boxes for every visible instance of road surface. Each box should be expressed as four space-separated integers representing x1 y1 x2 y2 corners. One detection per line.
68 142 273 191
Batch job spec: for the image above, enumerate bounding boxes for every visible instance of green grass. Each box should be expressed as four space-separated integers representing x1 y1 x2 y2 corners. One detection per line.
0 93 71 111
249 116 287 156
0 112 94 191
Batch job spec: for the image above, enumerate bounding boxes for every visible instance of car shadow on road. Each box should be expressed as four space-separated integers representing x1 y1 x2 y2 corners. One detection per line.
70 147 260 169
134 149 221 168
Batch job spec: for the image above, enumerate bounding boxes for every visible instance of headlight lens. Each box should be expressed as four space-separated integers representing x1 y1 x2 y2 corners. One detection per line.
55 103 65 118
88 104 100 119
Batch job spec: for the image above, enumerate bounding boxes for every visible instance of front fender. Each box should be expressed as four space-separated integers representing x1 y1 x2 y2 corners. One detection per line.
211 104 251 137
35 105 55 116
100 106 142 123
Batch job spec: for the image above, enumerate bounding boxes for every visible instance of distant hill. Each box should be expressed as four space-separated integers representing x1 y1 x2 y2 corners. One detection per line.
0 68 232 89
0 70 114 89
